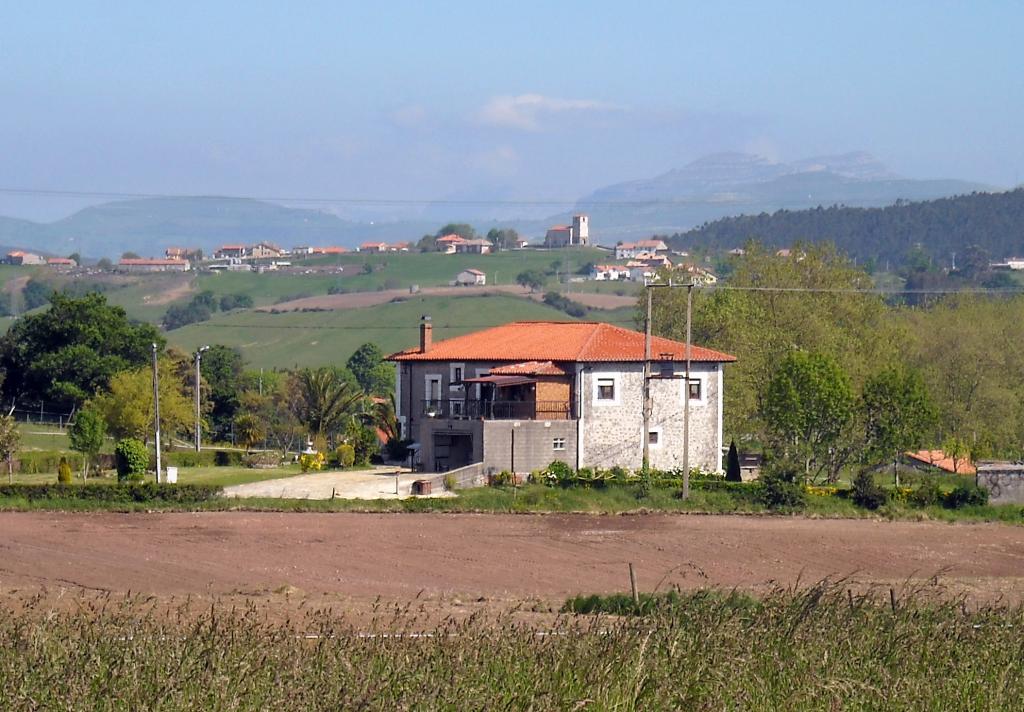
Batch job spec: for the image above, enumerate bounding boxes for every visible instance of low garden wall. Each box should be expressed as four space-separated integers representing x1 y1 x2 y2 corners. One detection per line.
977 462 1024 505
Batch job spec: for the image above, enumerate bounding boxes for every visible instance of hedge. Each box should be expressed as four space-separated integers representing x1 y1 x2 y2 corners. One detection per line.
0 483 224 503
161 450 246 468
14 451 85 474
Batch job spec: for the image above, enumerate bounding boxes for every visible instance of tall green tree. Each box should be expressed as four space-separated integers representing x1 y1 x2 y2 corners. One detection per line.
0 293 163 410
516 270 546 293
0 414 19 484
92 360 192 442
346 343 394 396
436 223 476 240
762 351 855 482
862 366 938 484
200 345 246 437
68 406 106 480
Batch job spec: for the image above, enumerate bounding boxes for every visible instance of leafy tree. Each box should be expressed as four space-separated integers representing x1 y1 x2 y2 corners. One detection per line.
199 345 245 438
114 438 148 481
238 371 304 455
346 343 394 396
22 279 52 310
93 360 192 441
121 251 140 260
68 406 106 480
96 257 113 270
219 293 254 311
436 223 476 240
725 440 742 482
862 366 938 484
162 301 212 330
516 270 546 293
0 414 20 484
287 367 366 438
416 234 437 252
68 252 81 265
762 351 855 482
0 293 164 410
486 227 520 251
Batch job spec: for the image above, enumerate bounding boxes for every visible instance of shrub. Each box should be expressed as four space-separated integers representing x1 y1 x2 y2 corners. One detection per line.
542 460 575 486
490 470 514 487
57 457 73 484
757 463 806 510
244 451 281 469
335 444 356 468
299 451 325 473
908 478 943 508
945 483 989 509
166 451 218 468
726 441 742 482
851 471 888 510
384 438 411 462
114 439 149 482
0 483 222 503
214 450 244 467
443 473 457 491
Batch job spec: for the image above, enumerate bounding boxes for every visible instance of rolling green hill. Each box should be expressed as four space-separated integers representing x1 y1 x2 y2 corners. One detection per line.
166 293 626 369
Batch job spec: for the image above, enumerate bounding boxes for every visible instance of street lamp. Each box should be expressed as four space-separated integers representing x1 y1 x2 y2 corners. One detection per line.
194 346 210 452
152 343 162 483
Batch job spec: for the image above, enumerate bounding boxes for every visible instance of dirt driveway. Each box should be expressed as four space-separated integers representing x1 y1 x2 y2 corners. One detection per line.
224 467 450 499
3 513 1024 608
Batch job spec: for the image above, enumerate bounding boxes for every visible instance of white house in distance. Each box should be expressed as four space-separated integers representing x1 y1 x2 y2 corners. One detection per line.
452 268 486 286
117 258 191 273
615 239 669 260
5 251 46 265
388 319 735 474
589 264 629 281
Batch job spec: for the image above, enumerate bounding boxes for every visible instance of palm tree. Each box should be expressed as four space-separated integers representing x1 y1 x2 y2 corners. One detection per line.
287 367 367 439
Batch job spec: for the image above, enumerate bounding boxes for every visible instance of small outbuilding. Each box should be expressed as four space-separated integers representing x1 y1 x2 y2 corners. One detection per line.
453 268 486 286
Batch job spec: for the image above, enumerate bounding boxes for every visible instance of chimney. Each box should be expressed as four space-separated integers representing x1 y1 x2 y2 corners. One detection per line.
419 315 432 353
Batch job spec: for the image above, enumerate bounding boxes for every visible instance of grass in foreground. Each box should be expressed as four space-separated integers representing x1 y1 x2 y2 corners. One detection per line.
1 582 1021 709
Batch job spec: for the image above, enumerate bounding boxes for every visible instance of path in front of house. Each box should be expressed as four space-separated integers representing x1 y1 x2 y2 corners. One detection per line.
223 466 452 500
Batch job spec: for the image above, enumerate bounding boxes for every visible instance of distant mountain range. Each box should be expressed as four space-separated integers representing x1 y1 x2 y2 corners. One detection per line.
573 152 993 240
0 151 999 257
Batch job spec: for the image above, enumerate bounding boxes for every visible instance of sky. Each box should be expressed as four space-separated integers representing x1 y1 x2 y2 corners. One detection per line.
1 1 1022 221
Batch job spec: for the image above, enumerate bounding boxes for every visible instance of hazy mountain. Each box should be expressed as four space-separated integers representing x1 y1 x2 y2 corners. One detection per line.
0 197 439 258
572 152 993 241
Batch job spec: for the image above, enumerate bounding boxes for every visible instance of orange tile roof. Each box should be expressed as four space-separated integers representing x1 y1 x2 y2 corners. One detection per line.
905 450 976 475
388 321 736 363
489 361 571 376
436 234 466 243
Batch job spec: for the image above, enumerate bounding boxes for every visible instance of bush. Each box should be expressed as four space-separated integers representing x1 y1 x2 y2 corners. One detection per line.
851 471 888 510
115 439 149 482
335 444 355 468
244 451 281 469
214 450 244 467
908 478 943 508
757 463 806 510
14 451 85 474
299 451 325 473
490 470 514 487
165 451 218 468
57 457 73 484
945 483 989 509
542 460 575 486
0 483 222 503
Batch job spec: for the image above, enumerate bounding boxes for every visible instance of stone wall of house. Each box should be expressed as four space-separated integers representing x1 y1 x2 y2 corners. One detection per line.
977 463 1024 504
581 362 722 473
481 420 578 475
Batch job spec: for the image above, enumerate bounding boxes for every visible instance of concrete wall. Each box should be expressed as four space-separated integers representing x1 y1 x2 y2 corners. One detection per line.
580 362 722 473
481 420 577 475
977 463 1024 504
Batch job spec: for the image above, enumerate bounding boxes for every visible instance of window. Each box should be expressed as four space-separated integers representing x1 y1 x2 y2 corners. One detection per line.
597 378 615 400
553 437 566 451
647 431 659 445
687 379 702 401
450 399 464 418
453 367 463 384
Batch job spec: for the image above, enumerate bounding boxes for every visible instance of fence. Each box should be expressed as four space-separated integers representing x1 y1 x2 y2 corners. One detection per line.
8 404 78 428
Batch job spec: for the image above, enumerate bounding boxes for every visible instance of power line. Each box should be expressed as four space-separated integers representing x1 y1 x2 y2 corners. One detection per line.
685 284 1024 296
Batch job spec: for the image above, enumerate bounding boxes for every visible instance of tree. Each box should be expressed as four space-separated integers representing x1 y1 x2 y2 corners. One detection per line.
516 270 546 293
346 343 394 396
238 371 304 455
725 440 742 482
121 251 141 260
92 360 192 442
762 351 855 482
486 228 520 251
0 415 20 484
862 366 938 485
96 258 113 270
287 367 366 438
233 413 265 452
22 279 52 310
68 253 81 265
200 345 245 438
0 293 164 410
436 223 476 240
68 406 106 480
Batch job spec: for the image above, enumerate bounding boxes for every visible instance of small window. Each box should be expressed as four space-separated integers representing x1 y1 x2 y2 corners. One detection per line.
553 438 566 451
453 367 463 384
687 379 702 401
597 378 615 400
647 431 659 445
450 400 464 417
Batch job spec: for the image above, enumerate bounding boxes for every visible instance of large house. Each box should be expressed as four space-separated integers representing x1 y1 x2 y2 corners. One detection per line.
544 214 590 248
5 251 45 266
615 240 668 260
388 319 735 474
454 239 493 255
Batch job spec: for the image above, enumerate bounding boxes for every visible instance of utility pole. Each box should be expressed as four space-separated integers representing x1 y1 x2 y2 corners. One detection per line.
194 345 210 452
641 286 653 471
682 282 693 501
152 343 162 484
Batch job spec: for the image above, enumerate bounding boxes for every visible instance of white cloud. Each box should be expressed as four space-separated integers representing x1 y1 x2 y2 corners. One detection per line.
477 93 619 131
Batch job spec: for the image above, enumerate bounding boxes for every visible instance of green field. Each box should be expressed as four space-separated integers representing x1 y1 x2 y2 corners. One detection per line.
167 293 604 368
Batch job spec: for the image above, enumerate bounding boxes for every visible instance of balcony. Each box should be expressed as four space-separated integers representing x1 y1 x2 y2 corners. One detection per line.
422 399 575 421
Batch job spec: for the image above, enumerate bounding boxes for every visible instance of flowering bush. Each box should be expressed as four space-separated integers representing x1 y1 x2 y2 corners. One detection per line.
299 451 325 473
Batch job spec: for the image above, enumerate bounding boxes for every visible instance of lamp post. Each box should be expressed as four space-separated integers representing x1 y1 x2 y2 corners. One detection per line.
194 346 210 452
152 343 161 484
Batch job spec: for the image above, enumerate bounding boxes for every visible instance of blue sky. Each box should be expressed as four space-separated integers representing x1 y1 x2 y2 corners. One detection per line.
1 1 1021 220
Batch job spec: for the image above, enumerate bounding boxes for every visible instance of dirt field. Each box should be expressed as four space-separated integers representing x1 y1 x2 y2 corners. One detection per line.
3 513 1023 616
260 284 636 312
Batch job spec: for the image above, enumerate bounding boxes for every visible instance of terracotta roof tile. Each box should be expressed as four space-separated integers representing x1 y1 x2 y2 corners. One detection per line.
489 361 571 376
905 450 976 475
388 321 736 363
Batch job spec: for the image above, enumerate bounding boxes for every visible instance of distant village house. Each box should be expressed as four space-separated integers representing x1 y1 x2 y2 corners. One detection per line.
117 258 191 273
452 268 486 286
5 251 46 266
544 214 590 248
